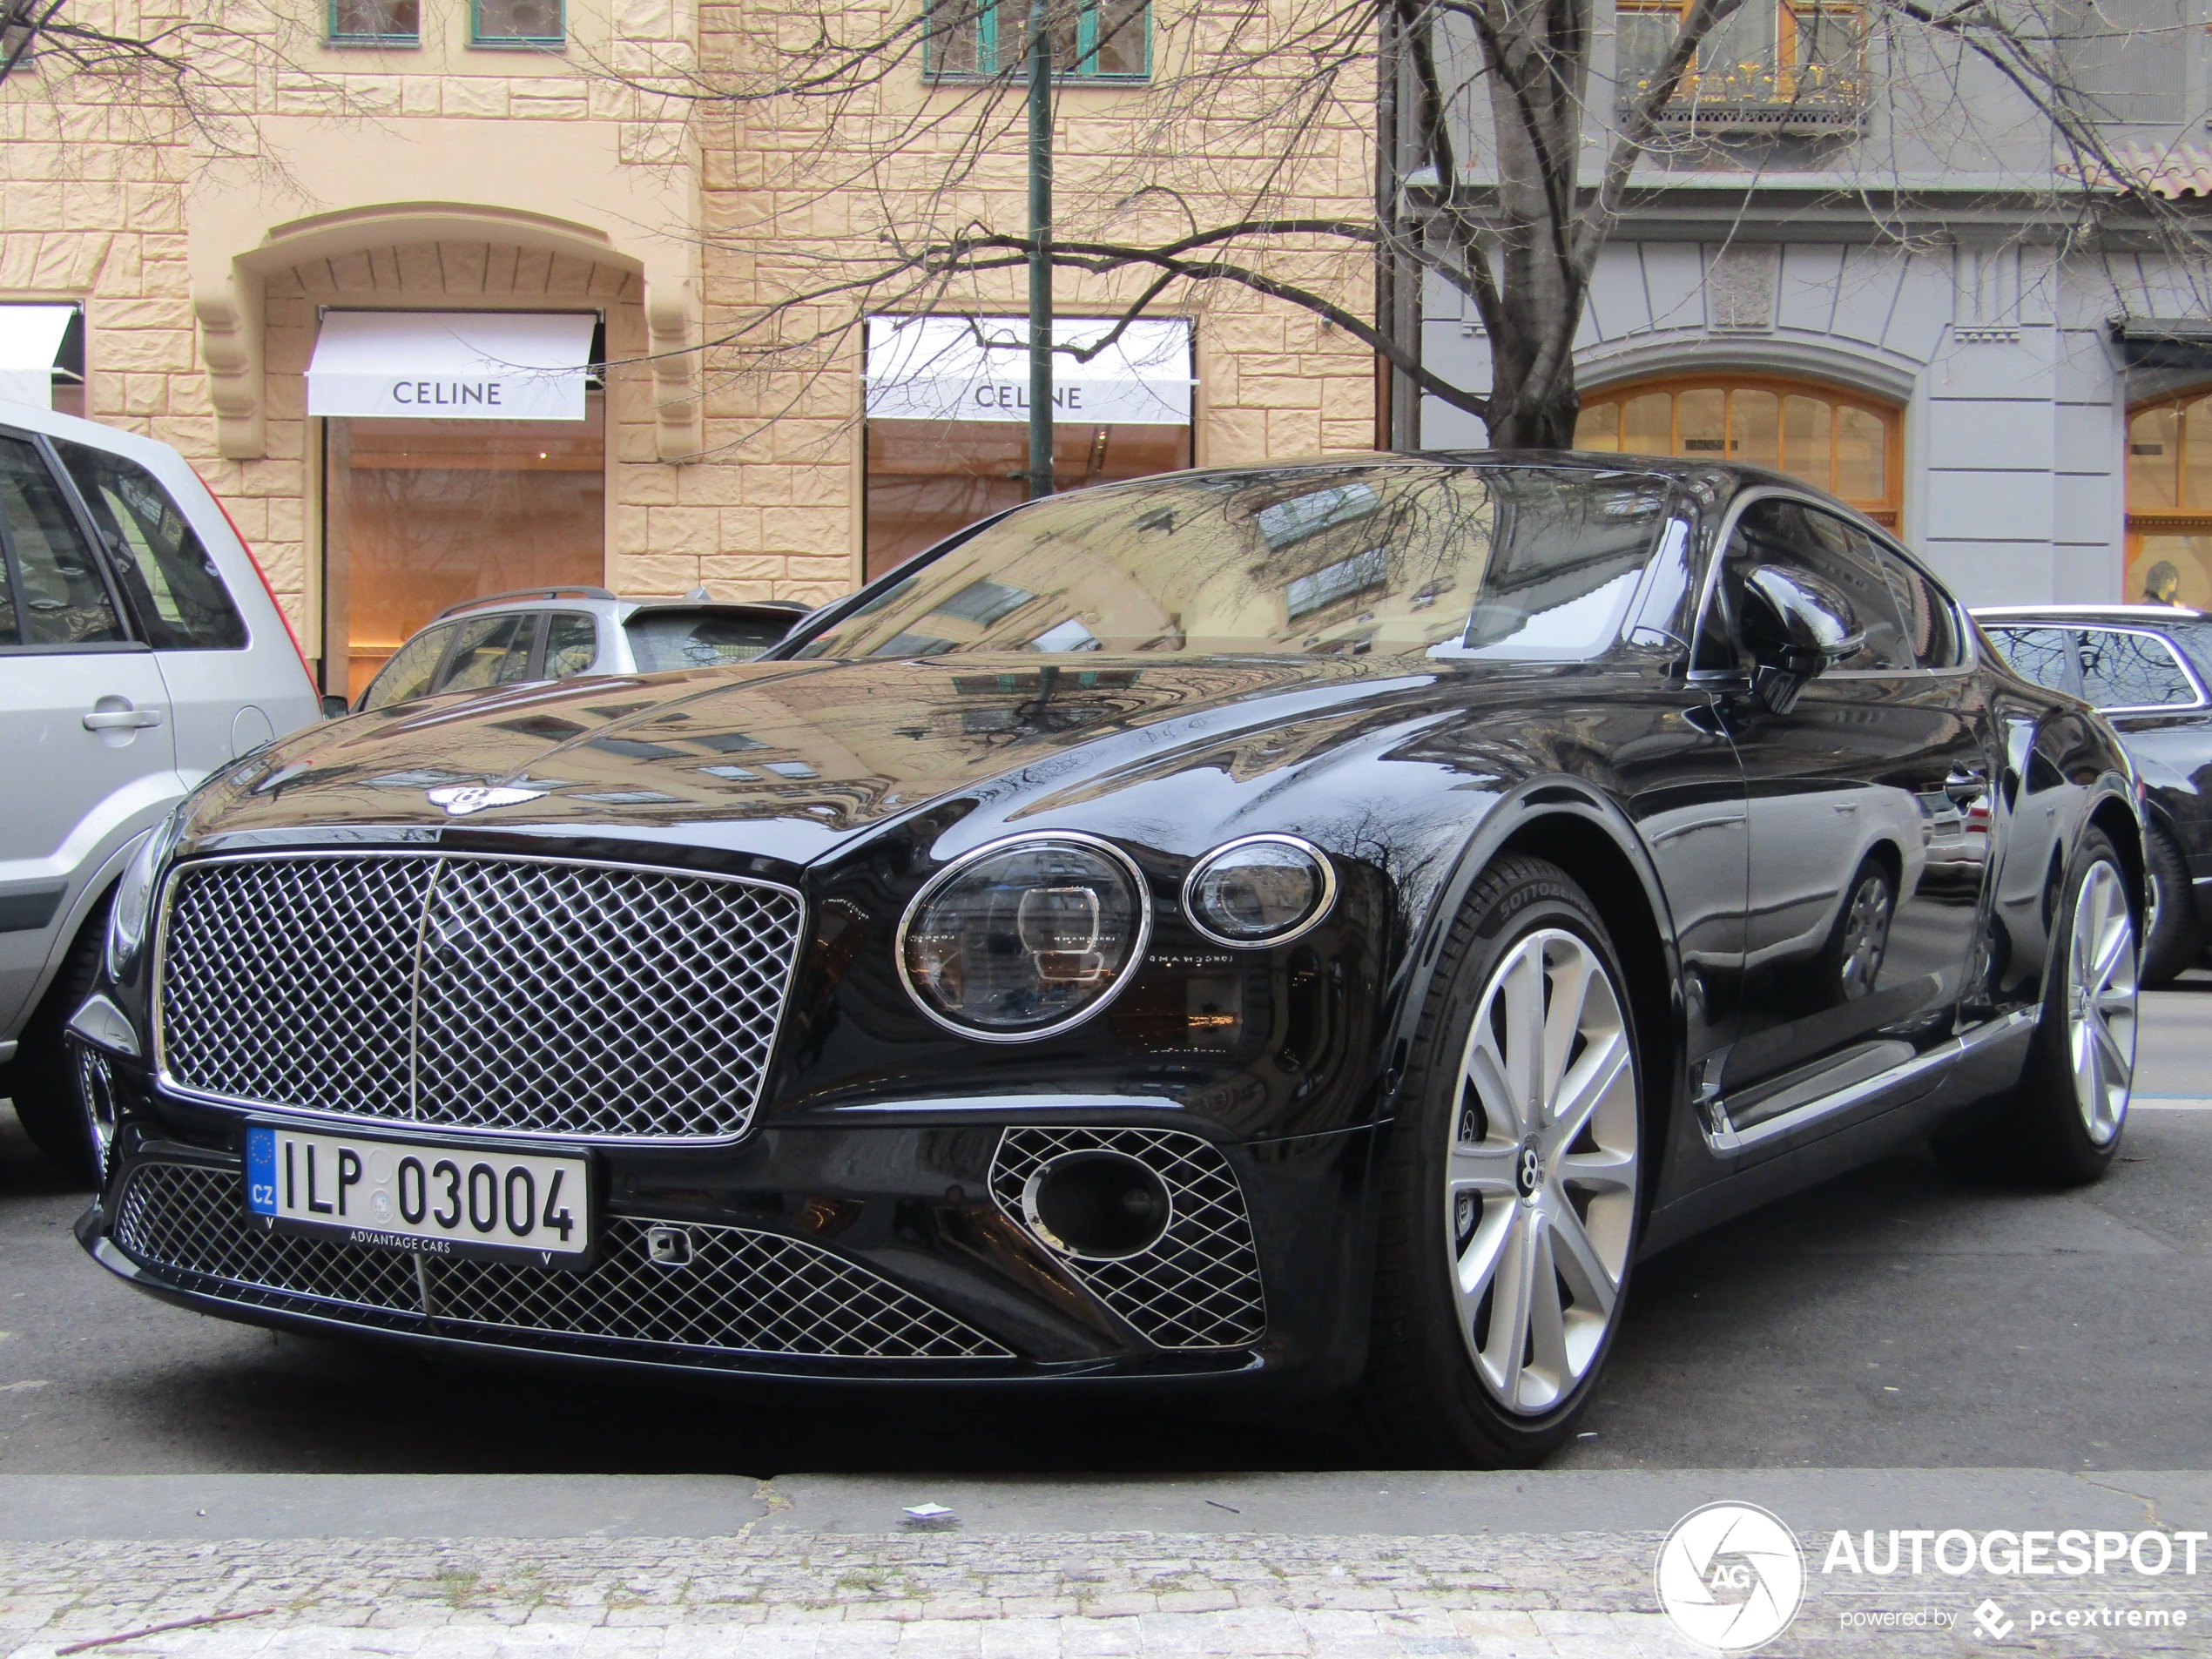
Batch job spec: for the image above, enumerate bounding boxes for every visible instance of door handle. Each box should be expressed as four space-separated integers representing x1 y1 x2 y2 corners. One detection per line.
1944 766 1986 801
84 705 163 732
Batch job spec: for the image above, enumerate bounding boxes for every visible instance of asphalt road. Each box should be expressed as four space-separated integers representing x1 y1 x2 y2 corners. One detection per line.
3 979 2208 1477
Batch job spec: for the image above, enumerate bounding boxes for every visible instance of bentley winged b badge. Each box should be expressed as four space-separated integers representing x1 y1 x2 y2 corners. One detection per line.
426 784 548 817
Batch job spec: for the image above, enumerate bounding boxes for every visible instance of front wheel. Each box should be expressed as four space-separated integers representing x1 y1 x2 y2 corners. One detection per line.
1359 856 1645 1467
1933 827 2138 1186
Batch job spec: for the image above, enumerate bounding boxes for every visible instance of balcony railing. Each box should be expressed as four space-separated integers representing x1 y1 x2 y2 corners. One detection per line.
1617 32 1870 132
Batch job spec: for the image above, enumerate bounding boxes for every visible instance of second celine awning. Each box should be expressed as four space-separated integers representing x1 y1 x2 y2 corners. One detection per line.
864 316 1194 426
307 311 599 421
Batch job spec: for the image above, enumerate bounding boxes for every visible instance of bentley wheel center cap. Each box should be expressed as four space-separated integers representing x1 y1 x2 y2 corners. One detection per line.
1515 1137 1544 1201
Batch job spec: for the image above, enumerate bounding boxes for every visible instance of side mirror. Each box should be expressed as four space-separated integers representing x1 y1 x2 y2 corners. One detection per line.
1737 564 1862 715
320 694 352 720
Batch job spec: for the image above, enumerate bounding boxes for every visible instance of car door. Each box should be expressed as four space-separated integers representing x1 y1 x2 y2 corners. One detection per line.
1699 496 1997 1138
0 429 174 1036
49 435 270 775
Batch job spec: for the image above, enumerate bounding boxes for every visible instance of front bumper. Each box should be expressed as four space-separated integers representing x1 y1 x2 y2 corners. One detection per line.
79 1098 1379 1399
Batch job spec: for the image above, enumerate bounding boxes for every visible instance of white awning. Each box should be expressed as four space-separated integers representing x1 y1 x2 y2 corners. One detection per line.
0 305 79 409
307 311 597 421
865 316 1193 427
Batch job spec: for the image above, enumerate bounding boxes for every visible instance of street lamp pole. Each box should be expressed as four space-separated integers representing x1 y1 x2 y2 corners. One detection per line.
1026 0 1053 500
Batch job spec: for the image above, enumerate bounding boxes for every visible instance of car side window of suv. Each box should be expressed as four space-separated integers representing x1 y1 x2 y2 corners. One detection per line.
544 611 597 678
361 622 457 711
435 613 534 695
1696 496 1914 673
1984 625 2081 695
54 442 246 651
0 435 125 648
2076 628 2202 710
1863 536 1959 669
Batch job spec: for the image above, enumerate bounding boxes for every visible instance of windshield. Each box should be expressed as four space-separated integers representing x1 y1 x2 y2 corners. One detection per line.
792 465 1672 663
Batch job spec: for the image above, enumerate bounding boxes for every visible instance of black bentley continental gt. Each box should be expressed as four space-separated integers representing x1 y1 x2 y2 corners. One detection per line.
65 455 2144 1466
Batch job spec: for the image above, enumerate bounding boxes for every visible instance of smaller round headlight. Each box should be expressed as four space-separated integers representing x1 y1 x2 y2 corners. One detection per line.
105 805 184 982
1183 835 1334 947
899 835 1150 1039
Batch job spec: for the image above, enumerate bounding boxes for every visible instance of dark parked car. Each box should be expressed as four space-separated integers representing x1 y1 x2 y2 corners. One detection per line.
355 588 810 712
66 456 2142 1467
1975 604 2211 984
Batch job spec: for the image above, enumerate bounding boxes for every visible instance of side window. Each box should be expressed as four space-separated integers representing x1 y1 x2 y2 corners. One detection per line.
544 611 597 678
436 614 533 694
55 441 246 651
1984 626 2080 694
1701 498 1913 673
0 435 124 647
1864 537 1959 668
2077 629 2202 709
625 610 787 671
361 624 455 711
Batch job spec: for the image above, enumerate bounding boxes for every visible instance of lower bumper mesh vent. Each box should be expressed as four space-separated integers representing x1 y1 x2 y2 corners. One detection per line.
990 1127 1266 1349
112 1163 1008 1363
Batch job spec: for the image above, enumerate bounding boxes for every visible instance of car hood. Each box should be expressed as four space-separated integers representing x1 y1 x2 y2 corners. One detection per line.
196 654 1486 864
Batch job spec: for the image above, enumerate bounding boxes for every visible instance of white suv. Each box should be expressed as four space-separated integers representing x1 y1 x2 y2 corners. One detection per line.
0 403 319 1181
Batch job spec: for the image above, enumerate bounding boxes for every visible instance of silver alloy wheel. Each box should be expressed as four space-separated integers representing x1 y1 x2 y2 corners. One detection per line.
1839 872 1892 1001
1445 927 1639 1416
2067 860 2139 1146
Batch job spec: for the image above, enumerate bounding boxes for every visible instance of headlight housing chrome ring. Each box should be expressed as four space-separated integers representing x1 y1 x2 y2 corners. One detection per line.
897 832 1153 1042
1181 834 1336 948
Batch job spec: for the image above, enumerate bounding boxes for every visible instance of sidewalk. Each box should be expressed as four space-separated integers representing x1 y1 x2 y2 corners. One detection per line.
3 1472 2209 1656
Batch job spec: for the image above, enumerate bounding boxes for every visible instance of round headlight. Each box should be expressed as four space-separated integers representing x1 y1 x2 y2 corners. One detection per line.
899 835 1150 1039
105 806 184 982
1183 835 1334 947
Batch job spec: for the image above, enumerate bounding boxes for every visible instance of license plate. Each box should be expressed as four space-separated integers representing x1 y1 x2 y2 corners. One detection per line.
244 1124 590 1266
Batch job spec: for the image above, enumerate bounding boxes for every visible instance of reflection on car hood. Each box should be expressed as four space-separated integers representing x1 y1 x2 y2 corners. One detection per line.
199 656 1488 860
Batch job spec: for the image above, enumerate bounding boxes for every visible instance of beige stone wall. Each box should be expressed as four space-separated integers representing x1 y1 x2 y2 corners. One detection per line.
0 0 1378 638
696 0 1380 604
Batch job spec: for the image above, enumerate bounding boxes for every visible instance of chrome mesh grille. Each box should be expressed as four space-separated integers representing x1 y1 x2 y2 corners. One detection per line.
111 1162 1008 1363
990 1128 1266 1349
156 853 803 1140
113 1162 421 1314
433 1223 1008 1359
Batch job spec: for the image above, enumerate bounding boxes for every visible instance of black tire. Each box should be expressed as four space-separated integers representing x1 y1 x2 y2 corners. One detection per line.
6 894 109 1190
1358 855 1648 1467
1813 855 1895 1006
2141 825 2201 988
1932 827 2137 1187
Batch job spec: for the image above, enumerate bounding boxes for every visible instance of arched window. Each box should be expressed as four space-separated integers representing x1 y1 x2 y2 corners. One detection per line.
2126 391 2212 606
1573 374 1904 526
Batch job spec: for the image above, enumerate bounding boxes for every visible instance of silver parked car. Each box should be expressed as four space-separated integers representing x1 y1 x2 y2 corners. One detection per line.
355 589 810 712
0 403 320 1181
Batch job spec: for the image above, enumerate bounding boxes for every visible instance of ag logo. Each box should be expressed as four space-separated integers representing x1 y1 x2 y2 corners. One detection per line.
1655 1501 1804 1651
426 785 547 817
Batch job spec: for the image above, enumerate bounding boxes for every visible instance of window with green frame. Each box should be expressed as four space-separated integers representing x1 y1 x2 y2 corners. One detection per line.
926 0 1150 79
474 0 565 46
328 0 419 45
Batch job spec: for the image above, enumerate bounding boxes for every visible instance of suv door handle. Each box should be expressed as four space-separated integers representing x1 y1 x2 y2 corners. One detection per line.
84 703 163 732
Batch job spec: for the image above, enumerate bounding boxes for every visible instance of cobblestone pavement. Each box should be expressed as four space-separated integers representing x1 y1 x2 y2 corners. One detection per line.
4 1527 2211 1658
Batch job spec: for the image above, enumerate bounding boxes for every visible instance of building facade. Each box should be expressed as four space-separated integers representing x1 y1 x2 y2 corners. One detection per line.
0 0 1375 700
1419 0 2212 609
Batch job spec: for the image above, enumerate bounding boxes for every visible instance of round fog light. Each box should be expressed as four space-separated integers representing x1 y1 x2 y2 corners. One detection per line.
1184 834 1334 947
1022 1151 1173 1260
